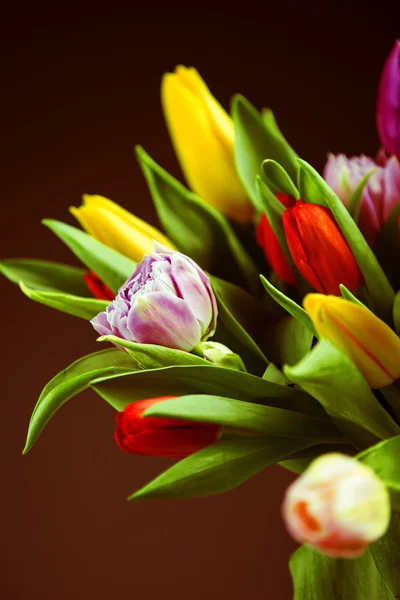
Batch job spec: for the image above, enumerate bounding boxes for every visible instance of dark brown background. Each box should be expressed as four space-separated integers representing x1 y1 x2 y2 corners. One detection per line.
0 3 397 599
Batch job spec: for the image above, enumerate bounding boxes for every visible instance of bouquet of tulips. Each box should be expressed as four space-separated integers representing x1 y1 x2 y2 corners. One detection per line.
2 39 400 599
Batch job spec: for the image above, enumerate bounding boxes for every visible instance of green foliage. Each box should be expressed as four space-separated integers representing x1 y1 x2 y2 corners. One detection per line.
23 349 139 453
43 219 135 293
144 394 341 440
136 146 259 292
19 282 108 320
290 546 395 600
284 340 399 449
0 258 91 295
130 434 313 500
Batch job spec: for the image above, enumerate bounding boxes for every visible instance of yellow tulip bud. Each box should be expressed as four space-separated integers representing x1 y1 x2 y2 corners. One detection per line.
70 195 176 262
161 66 253 223
304 293 400 388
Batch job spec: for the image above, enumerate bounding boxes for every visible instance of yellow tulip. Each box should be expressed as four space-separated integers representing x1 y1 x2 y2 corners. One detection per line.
304 293 400 388
161 66 253 222
70 195 176 262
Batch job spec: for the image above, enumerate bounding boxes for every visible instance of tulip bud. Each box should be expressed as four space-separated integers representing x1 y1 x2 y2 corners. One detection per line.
256 193 296 285
282 201 363 295
115 397 222 458
91 244 218 352
376 39 400 158
323 153 400 246
161 66 252 222
83 271 115 301
201 341 247 371
282 453 390 558
304 294 400 388
70 194 176 262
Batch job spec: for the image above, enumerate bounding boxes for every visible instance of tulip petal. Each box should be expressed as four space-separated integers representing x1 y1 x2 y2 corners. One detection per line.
304 295 400 388
169 253 215 335
161 68 252 221
129 292 202 351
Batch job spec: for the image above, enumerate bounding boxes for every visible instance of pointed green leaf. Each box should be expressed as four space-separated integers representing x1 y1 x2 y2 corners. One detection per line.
284 339 400 448
297 160 395 321
97 336 208 369
260 275 317 336
135 146 259 292
91 364 326 419
23 349 139 453
0 258 91 295
347 168 376 222
339 284 369 309
130 434 313 500
232 95 298 209
144 394 341 440
43 219 135 293
290 545 395 600
262 159 299 197
19 282 108 320
357 436 400 505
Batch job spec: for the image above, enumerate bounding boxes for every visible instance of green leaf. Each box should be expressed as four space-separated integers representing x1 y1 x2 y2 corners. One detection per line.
232 95 298 210
135 146 259 292
256 178 295 270
347 168 376 222
23 349 139 453
284 339 400 449
394 292 400 335
144 394 341 441
290 545 395 600
19 282 108 320
375 204 400 292
43 219 135 293
370 512 400 597
97 336 209 369
0 258 91 295
262 159 299 198
260 275 317 336
262 363 290 385
265 315 313 367
130 434 313 500
91 364 327 419
357 436 400 504
297 160 395 321
339 284 369 309
211 276 268 374
280 442 356 474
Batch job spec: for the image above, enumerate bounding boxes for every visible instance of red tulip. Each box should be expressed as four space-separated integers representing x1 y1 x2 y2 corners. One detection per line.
115 397 222 458
282 201 363 295
83 271 115 301
256 193 296 285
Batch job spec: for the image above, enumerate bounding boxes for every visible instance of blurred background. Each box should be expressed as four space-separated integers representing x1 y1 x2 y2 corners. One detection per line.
0 2 397 598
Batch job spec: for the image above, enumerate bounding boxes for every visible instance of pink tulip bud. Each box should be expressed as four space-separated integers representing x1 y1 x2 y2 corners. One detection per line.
282 453 390 558
377 39 400 158
323 153 400 246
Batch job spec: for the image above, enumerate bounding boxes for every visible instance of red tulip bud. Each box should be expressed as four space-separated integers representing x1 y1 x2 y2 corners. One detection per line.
282 201 363 295
115 397 222 458
84 271 115 301
256 193 296 285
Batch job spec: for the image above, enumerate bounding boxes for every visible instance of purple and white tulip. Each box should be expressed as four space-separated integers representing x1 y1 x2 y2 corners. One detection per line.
323 153 400 245
91 244 218 352
377 39 400 158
